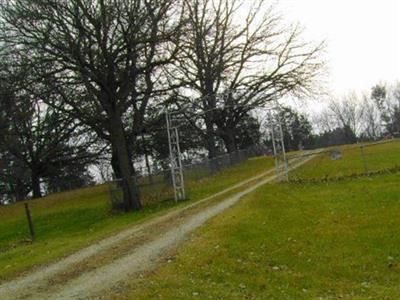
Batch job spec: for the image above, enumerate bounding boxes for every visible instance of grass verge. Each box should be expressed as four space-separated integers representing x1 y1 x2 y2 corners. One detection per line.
0 156 274 281
127 172 400 299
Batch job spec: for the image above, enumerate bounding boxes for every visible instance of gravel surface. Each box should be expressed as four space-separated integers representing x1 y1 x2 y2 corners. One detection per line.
0 153 316 299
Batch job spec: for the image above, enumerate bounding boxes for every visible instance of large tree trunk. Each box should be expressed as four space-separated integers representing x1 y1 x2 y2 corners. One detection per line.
204 114 218 159
221 128 237 154
203 114 220 174
31 171 42 199
111 148 122 180
219 129 240 165
110 116 142 211
15 178 26 201
144 152 153 185
142 134 153 184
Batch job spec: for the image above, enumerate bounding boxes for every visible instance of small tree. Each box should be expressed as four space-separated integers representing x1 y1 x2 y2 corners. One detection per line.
359 94 381 140
277 107 313 151
372 84 400 137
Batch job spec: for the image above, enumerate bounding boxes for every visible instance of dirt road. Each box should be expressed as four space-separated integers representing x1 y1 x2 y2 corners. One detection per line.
0 153 316 299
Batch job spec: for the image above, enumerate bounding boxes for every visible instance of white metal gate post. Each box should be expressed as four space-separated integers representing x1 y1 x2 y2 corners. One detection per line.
275 102 289 181
166 111 186 201
269 112 279 176
269 103 289 182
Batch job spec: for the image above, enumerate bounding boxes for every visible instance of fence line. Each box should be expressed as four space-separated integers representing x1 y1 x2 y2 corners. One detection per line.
108 144 270 208
286 138 400 182
1 139 399 248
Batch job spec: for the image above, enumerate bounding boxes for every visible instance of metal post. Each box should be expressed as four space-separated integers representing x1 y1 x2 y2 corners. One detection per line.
275 102 289 181
268 102 288 182
166 111 186 201
174 127 186 199
166 112 177 201
269 112 280 176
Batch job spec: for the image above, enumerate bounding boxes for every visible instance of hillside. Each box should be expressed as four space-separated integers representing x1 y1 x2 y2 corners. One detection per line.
0 155 275 281
128 171 400 299
125 139 400 299
1 140 400 299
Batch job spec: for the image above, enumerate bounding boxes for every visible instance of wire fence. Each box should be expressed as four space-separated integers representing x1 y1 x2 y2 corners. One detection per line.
2 139 399 249
0 144 269 250
108 144 270 208
286 138 400 182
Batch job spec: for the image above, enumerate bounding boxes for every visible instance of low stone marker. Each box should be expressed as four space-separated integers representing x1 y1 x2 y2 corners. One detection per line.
330 149 342 161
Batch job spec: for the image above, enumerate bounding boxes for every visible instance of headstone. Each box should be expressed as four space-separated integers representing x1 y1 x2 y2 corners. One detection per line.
330 149 342 160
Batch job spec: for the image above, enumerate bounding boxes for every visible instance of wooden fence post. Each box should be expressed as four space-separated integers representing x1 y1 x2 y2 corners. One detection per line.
24 203 35 241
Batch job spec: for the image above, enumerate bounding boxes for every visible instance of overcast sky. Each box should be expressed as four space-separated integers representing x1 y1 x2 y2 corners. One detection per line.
277 0 400 96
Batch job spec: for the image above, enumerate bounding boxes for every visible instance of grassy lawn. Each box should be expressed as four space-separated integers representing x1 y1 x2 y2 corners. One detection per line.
0 155 274 281
290 139 400 180
128 172 400 299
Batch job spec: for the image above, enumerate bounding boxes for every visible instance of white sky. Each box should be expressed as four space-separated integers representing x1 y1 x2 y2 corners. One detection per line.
276 0 400 96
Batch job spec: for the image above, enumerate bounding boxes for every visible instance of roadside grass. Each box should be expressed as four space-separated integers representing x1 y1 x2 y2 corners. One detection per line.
290 139 400 180
127 172 400 299
0 155 274 281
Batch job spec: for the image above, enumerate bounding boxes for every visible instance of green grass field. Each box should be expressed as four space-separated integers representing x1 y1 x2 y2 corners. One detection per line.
127 172 400 299
290 139 400 180
0 155 274 281
2 139 400 297
123 140 400 299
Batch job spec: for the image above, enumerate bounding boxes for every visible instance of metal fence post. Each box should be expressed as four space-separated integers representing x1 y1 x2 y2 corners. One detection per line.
269 104 288 182
166 111 186 202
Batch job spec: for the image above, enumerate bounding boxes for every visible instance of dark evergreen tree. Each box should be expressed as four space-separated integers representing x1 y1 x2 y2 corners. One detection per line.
313 125 357 148
278 107 313 151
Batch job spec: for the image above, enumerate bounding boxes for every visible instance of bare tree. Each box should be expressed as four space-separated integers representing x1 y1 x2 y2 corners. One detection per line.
1 0 183 210
169 0 325 155
359 94 381 140
327 93 365 138
312 109 337 134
